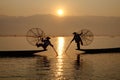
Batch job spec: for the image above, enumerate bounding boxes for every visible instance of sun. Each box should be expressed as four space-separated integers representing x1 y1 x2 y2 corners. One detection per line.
57 9 64 16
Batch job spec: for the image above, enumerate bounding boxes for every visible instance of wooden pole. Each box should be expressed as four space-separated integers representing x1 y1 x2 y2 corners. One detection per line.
65 41 72 53
52 46 58 57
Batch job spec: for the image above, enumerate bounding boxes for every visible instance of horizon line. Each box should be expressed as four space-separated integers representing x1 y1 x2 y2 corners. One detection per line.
0 14 120 18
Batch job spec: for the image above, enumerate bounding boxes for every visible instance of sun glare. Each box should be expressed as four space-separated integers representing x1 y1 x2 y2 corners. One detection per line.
57 9 64 16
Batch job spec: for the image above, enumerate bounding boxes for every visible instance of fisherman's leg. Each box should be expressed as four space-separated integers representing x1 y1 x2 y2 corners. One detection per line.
36 43 43 47
43 45 47 51
77 42 80 50
36 43 47 51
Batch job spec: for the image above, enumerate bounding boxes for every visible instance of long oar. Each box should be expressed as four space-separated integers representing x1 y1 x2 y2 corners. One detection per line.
52 46 58 57
65 41 72 53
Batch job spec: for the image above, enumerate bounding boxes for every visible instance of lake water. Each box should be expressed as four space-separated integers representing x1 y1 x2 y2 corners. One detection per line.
0 36 120 80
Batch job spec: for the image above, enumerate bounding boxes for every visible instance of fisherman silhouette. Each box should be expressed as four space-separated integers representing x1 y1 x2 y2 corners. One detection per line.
71 32 83 50
36 37 53 50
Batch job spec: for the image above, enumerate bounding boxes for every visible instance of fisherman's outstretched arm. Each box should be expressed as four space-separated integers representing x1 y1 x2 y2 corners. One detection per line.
49 42 53 47
71 36 75 42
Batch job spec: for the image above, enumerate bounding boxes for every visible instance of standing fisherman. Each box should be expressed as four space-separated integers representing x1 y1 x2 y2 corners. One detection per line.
71 32 83 50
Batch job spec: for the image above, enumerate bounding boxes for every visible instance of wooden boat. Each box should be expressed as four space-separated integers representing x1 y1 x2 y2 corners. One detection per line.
80 47 120 53
0 50 46 57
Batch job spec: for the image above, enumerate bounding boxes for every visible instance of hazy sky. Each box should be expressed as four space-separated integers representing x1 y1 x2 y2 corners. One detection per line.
0 0 120 16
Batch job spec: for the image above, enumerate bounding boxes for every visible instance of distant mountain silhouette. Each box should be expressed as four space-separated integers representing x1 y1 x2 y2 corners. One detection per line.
0 14 120 36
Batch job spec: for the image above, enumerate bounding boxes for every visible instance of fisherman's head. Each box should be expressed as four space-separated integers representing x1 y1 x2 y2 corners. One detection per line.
46 37 51 40
73 32 77 35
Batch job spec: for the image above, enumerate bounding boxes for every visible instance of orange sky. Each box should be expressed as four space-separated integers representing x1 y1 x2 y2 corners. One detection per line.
0 0 120 17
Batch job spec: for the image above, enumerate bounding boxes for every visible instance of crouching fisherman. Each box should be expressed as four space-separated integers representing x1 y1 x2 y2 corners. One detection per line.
36 37 53 51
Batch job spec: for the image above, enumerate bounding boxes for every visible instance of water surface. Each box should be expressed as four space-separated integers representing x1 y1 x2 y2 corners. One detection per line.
0 36 120 80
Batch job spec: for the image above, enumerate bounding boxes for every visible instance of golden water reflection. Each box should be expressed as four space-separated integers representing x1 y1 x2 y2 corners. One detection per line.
55 37 65 79
55 58 63 78
57 37 65 58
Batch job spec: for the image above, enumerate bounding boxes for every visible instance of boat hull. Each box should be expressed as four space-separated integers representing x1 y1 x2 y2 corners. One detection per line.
0 50 45 57
80 47 120 53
